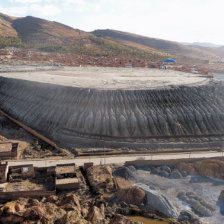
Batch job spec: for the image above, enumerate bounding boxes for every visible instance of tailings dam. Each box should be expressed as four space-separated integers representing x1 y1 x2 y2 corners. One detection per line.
0 66 224 151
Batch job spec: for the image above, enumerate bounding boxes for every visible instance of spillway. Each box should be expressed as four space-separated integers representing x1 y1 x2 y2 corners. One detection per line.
0 66 224 150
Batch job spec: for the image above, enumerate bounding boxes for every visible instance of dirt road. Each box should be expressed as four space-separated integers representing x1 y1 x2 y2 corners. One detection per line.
7 150 224 167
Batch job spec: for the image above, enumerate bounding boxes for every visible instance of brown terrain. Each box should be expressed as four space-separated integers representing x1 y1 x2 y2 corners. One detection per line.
0 12 169 59
92 29 224 62
1 12 224 76
0 159 224 224
0 13 17 37
1 12 224 64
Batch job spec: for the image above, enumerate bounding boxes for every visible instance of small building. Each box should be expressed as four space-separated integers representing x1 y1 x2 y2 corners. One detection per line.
9 165 35 182
55 164 80 191
0 164 55 200
56 163 76 177
56 178 79 191
0 142 18 159
34 166 55 177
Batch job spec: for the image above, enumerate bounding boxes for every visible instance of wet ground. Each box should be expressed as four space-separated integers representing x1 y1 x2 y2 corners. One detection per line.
134 169 224 224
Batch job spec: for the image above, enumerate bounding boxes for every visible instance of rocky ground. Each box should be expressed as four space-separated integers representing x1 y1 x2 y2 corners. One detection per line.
0 169 170 224
1 48 224 75
113 159 224 224
0 161 208 224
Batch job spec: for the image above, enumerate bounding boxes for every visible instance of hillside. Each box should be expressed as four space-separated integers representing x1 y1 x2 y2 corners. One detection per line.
208 46 224 58
0 13 17 37
0 12 223 62
0 13 170 59
182 42 222 48
0 13 22 48
11 16 91 48
189 44 224 60
92 29 222 62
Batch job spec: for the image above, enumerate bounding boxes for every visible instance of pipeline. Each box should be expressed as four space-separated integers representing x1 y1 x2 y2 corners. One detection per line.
0 109 65 154
63 128 224 140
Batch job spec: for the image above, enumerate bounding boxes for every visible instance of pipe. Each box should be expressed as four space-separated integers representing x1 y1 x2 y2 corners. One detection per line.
0 109 64 153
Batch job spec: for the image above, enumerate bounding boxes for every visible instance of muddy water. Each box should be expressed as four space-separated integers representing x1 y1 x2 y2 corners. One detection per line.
128 216 169 224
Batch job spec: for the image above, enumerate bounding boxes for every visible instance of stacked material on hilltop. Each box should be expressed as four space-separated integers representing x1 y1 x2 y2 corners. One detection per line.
0 66 224 149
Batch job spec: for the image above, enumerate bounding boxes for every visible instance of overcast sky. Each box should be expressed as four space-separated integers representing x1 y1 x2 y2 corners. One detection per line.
1 0 223 45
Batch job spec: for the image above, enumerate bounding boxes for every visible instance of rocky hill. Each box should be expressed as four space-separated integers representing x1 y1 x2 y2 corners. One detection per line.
209 46 224 58
0 12 170 59
182 42 222 48
0 13 17 37
11 16 90 47
92 29 222 62
1 12 224 62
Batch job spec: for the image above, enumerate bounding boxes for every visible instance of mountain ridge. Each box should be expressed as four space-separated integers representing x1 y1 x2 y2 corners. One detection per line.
182 42 222 48
92 29 222 61
0 12 223 62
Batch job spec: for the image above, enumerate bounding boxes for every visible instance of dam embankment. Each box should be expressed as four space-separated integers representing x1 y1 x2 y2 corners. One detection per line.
0 67 224 149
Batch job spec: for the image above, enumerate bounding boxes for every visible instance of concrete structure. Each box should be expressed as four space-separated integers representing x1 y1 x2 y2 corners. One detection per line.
8 165 35 182
0 142 18 159
55 164 80 191
56 178 80 191
0 164 55 200
0 163 82 200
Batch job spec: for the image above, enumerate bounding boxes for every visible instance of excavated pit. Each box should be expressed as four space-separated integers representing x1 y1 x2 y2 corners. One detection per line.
0 66 224 150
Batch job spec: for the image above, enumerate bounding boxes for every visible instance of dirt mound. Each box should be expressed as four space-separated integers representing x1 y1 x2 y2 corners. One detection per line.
116 187 146 206
113 166 136 180
177 159 224 179
86 165 114 192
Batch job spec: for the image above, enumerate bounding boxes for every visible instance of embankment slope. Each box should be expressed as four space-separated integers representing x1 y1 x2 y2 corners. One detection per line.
0 67 223 149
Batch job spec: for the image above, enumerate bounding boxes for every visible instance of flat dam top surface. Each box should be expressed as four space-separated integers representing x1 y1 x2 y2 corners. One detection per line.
0 66 209 90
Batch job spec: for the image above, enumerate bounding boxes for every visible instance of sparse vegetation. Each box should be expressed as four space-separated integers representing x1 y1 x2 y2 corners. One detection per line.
89 36 166 59
0 36 22 48
106 177 112 184
0 12 222 64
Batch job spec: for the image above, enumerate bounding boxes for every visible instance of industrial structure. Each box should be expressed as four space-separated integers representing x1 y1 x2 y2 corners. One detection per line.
0 142 18 159
0 162 88 200
0 67 223 152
